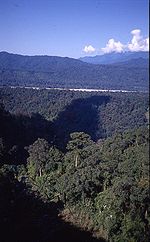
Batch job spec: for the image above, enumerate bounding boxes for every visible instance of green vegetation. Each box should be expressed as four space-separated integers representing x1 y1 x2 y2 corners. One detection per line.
0 87 149 242
0 87 148 150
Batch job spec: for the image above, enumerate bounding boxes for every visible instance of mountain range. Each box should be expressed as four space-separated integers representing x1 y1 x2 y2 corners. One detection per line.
0 51 149 91
79 51 149 65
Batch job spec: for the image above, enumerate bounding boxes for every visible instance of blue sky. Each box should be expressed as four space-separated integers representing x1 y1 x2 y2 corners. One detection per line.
0 0 149 58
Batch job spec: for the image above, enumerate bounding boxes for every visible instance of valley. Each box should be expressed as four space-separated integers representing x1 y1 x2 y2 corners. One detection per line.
0 86 149 242
0 51 149 242
0 1 149 241
0 51 149 92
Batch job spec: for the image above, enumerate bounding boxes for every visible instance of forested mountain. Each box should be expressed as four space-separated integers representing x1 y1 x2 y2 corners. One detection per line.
79 51 148 64
0 87 149 242
0 52 148 91
0 51 85 71
112 57 149 68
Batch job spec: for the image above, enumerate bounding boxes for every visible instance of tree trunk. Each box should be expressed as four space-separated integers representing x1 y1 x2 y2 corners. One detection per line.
39 168 42 177
75 154 78 167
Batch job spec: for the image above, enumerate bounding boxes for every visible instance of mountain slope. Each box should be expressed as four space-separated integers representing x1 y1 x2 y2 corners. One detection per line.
0 51 86 72
79 51 149 65
112 57 149 68
0 51 148 91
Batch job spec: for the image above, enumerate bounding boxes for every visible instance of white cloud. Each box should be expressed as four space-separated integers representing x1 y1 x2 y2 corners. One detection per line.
128 29 149 51
83 29 149 55
83 45 96 53
101 38 125 53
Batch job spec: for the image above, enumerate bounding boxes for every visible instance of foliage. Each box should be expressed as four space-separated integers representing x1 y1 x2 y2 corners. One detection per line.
93 127 149 241
0 87 149 241
0 87 148 151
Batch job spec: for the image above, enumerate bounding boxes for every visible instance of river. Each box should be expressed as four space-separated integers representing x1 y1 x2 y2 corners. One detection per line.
8 86 138 93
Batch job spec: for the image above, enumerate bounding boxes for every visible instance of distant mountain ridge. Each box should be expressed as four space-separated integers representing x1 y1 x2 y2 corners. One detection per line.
0 51 85 72
79 51 149 65
0 51 148 92
112 57 149 68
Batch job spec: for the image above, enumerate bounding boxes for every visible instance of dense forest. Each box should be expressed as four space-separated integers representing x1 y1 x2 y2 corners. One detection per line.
0 52 149 91
0 87 149 242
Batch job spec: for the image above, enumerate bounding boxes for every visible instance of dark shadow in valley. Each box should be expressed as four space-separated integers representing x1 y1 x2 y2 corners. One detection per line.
0 95 110 242
0 104 54 165
53 95 110 150
0 95 110 162
0 173 106 242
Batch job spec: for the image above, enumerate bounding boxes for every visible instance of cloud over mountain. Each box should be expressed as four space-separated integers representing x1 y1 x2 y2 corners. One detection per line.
83 45 96 53
101 39 125 53
82 29 148 55
128 29 149 52
101 29 149 53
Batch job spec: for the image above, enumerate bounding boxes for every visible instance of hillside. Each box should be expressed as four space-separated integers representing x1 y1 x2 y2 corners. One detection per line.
79 51 149 65
112 57 149 68
0 87 149 242
0 87 148 151
0 51 148 91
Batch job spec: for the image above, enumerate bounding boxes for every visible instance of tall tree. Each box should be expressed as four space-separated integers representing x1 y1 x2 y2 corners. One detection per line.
27 138 50 177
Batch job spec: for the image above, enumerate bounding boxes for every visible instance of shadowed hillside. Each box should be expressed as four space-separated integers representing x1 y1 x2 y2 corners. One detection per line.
0 173 105 242
54 95 110 149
